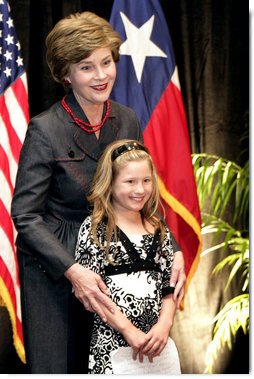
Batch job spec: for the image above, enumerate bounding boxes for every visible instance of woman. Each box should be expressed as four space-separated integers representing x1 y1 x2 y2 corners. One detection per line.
11 11 185 374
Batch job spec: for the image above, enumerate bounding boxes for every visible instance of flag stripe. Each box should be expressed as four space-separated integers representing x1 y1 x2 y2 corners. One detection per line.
0 145 14 193
7 75 30 128
0 114 19 186
11 74 30 121
0 96 22 162
0 199 15 252
158 176 202 288
0 226 19 308
158 176 201 237
0 257 17 306
0 197 20 293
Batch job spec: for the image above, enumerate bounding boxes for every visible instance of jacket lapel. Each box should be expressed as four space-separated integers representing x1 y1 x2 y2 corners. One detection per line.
65 92 120 161
74 129 101 161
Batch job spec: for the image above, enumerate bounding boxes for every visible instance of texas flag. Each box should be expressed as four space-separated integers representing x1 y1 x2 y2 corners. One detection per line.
110 0 202 290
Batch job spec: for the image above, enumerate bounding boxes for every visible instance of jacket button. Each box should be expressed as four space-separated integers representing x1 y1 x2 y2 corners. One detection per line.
68 150 75 158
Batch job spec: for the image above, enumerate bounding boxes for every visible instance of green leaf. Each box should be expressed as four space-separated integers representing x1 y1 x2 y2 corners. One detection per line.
204 295 249 373
192 152 249 373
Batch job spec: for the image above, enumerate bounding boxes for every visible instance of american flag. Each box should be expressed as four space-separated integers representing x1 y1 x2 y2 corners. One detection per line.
110 0 202 293
0 0 29 363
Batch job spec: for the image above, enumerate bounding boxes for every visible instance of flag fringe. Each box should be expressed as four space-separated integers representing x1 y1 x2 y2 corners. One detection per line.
158 176 201 238
0 277 26 364
158 176 202 307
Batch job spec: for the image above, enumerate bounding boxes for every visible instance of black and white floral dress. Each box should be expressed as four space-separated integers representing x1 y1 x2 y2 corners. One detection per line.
74 216 177 374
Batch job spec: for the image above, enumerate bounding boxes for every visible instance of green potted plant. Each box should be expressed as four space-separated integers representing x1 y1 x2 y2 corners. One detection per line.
192 150 249 373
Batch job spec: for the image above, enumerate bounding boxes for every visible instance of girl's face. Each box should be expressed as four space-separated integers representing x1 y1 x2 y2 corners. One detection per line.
65 47 116 106
111 160 154 214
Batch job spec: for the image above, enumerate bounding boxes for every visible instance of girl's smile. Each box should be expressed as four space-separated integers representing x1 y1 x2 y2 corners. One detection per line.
111 160 153 214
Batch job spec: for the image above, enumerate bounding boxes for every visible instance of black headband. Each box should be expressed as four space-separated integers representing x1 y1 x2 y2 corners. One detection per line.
111 142 149 161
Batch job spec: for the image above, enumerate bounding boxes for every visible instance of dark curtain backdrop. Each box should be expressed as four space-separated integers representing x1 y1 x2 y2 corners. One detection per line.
1 0 249 374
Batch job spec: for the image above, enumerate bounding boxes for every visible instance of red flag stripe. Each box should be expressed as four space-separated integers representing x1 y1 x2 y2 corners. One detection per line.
0 196 19 282
0 224 20 304
0 257 17 307
158 177 201 237
0 113 19 186
0 96 22 163
158 177 202 287
6 74 30 130
0 145 14 194
11 74 30 124
0 199 15 251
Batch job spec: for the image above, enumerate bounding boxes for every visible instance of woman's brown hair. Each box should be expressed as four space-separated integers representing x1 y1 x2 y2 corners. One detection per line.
46 11 121 90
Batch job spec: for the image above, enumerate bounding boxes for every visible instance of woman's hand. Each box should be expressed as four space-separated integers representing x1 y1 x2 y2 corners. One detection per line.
170 250 186 308
65 263 114 321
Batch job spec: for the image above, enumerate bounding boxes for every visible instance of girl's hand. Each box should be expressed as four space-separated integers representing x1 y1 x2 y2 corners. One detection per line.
122 325 150 362
140 322 171 358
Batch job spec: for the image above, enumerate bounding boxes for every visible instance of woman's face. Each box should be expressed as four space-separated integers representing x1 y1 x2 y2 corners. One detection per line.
65 47 116 106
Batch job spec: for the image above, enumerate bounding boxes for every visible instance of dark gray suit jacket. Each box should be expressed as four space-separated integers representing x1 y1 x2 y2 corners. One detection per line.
12 92 142 279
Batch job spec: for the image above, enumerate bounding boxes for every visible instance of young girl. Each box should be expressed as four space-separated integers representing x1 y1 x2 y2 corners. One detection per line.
74 139 181 374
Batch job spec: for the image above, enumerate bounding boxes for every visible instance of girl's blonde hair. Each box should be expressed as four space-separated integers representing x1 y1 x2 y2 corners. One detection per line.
46 11 121 90
88 139 166 262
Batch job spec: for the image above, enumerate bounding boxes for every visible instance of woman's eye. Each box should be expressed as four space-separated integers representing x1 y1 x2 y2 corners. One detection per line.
81 65 91 71
103 59 112 66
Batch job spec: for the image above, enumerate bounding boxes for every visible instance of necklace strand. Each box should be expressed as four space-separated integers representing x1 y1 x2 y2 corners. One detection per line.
61 96 110 133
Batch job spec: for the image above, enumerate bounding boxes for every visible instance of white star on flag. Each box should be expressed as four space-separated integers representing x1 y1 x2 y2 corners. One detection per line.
4 66 11 77
119 12 167 83
4 49 12 61
6 17 13 28
5 33 14 44
16 56 23 66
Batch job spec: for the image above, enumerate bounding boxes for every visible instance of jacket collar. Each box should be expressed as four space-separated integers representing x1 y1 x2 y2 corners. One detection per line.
64 92 119 161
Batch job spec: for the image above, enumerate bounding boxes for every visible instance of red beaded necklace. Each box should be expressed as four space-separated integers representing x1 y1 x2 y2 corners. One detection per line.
61 95 110 133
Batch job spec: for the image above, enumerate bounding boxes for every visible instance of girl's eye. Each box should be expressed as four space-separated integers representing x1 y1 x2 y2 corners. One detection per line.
144 178 151 183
